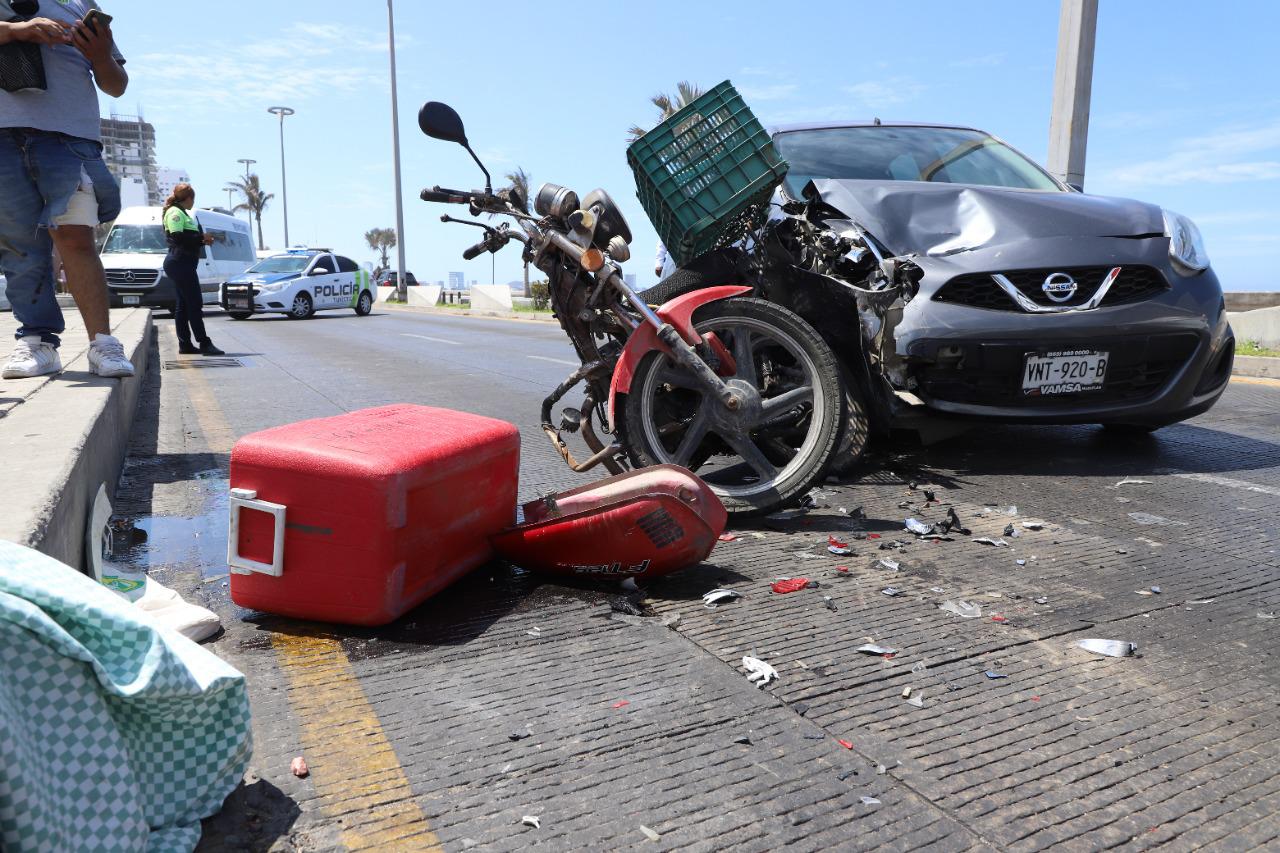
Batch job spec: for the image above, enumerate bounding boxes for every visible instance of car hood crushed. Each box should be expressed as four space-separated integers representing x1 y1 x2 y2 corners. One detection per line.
811 179 1166 258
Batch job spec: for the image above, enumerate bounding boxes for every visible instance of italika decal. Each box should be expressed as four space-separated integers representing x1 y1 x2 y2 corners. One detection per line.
570 560 652 575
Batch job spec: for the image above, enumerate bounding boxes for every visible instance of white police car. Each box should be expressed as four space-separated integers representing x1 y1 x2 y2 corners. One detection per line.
220 249 374 320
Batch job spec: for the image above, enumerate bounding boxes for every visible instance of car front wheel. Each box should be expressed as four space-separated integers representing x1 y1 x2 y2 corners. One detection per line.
354 291 373 316
289 292 314 320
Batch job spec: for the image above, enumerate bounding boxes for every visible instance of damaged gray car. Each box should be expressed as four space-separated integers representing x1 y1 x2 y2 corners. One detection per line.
647 120 1235 473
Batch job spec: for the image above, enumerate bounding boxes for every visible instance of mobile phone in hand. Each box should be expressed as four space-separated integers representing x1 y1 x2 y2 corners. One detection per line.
82 9 113 34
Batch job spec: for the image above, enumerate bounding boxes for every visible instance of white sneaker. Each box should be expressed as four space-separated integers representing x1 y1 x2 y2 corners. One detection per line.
2 335 62 379
88 334 135 378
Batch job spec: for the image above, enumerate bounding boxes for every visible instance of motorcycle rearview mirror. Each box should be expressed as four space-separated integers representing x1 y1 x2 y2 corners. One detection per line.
418 100 492 194
418 101 467 144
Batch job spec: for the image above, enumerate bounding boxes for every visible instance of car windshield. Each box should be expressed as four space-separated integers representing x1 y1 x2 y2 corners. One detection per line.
102 224 167 254
248 255 313 274
774 126 1062 196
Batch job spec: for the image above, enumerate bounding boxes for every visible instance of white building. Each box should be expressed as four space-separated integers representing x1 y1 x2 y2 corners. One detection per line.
100 115 159 205
156 167 190 202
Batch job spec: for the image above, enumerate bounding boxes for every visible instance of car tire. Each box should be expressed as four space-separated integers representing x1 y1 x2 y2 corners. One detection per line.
354 291 373 316
289 292 314 320
827 365 871 477
228 312 251 321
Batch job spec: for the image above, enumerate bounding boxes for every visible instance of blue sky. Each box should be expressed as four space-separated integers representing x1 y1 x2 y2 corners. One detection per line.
101 0 1277 290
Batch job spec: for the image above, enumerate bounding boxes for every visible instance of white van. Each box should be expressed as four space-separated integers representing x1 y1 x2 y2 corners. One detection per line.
100 206 256 310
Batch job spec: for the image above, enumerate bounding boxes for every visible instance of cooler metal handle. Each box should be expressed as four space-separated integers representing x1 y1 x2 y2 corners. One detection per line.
227 487 286 577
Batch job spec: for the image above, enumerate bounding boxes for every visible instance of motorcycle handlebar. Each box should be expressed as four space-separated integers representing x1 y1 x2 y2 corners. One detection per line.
419 185 473 204
462 239 491 261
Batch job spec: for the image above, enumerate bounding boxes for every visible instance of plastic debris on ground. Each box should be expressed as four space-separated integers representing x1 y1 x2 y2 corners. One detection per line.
771 578 811 594
939 600 982 618
991 614 1008 623
732 734 752 745
527 627 542 637
717 532 737 542
794 551 821 560
290 756 309 778
1021 521 1044 530
999 506 1018 516
906 694 925 708
882 587 901 597
904 518 931 535
855 643 897 656
828 545 852 556
612 700 630 709
860 796 881 806
945 507 972 536
640 825 661 842
985 671 1007 679
973 537 1009 547
1258 612 1277 620
837 769 858 782
838 739 854 750
1151 586 1162 594
823 596 837 611
1016 559 1027 566
1034 596 1049 604
911 661 927 673
508 731 532 741
742 656 779 687
522 815 541 829
877 558 900 571
901 686 912 698
1114 478 1153 487
1077 639 1137 657
702 588 741 608
661 613 682 629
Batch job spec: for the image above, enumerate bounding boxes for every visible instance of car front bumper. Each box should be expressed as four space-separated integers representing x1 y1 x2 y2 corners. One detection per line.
895 243 1234 427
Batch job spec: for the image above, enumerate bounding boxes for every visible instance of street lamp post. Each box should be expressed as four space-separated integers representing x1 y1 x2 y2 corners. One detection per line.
236 157 256 224
386 0 408 303
267 107 295 247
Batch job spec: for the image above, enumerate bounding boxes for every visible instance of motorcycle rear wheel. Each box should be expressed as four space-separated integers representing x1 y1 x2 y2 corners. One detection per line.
618 297 844 516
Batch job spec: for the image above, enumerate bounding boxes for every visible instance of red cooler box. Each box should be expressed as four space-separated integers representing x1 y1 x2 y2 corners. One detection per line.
227 404 520 625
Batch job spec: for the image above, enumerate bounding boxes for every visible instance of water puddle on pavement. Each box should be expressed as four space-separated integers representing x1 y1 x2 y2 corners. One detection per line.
109 469 230 580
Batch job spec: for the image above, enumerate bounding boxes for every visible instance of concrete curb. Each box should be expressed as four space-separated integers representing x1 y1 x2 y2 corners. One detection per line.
379 302 558 324
1233 355 1280 379
0 308 153 570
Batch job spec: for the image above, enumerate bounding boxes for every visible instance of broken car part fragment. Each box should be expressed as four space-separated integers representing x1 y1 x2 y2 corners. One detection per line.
1077 639 1137 658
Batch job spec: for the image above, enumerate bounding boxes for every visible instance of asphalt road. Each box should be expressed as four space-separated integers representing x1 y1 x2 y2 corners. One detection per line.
113 306 1280 851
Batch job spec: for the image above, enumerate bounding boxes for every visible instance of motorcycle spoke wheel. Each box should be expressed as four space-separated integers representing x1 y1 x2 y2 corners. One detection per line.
620 298 844 516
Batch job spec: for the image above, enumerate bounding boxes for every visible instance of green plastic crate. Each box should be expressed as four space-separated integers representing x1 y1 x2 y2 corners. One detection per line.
627 80 789 268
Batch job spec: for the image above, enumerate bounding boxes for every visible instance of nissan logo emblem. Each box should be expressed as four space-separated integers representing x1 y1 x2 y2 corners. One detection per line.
1041 272 1078 303
124 270 136 282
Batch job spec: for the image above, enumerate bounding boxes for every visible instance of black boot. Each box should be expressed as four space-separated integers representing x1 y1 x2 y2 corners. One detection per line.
177 340 199 355
199 339 225 356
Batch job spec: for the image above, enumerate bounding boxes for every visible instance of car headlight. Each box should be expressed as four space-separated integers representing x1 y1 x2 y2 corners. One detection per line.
257 280 285 293
1162 209 1209 275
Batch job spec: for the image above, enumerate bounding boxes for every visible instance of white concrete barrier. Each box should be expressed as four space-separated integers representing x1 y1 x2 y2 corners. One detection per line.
407 285 442 307
470 285 514 312
1227 306 1280 349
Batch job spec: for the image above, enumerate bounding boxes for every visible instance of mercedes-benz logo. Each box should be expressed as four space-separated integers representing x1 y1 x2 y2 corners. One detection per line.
1041 272 1078 303
124 270 136 282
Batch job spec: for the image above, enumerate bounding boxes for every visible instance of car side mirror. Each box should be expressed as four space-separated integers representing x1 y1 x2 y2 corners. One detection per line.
1066 182 1084 193
418 102 467 145
310 267 330 276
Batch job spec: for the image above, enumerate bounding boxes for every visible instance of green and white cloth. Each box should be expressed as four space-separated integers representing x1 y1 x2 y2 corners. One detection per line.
0 541 252 852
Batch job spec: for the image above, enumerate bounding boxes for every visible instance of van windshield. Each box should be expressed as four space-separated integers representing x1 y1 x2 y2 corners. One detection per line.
249 255 313 274
102 224 167 254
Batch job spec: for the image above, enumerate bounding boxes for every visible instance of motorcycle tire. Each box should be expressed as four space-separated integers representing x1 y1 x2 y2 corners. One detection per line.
617 297 844 517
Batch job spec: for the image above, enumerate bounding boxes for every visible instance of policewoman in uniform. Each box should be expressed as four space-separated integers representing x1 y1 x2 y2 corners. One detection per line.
161 182 223 355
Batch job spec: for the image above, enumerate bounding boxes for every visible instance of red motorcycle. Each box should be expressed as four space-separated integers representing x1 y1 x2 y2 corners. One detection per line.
417 102 861 516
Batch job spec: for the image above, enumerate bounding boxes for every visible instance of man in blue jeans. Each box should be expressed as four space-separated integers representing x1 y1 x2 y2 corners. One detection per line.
0 1 134 379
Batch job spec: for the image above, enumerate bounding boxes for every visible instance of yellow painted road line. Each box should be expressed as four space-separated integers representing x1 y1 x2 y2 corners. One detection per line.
1231 374 1280 388
179 350 440 851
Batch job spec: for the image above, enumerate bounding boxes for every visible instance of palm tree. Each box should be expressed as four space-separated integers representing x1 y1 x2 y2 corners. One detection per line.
505 167 531 296
364 227 397 277
226 174 274 251
627 80 705 141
